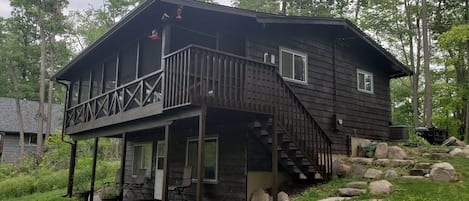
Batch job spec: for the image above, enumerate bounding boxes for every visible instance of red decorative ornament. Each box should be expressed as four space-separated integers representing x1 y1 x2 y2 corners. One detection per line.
148 29 160 40
176 7 183 20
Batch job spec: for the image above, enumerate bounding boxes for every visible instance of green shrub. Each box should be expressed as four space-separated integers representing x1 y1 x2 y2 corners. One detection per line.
0 174 36 198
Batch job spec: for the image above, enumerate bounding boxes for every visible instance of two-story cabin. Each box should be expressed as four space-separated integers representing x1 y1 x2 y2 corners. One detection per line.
53 0 412 201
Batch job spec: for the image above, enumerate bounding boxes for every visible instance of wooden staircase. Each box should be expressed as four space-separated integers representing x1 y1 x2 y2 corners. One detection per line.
164 45 333 182
250 118 326 182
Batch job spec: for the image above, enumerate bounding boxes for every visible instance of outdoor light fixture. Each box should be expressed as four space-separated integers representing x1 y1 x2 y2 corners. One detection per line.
149 29 160 40
161 13 170 21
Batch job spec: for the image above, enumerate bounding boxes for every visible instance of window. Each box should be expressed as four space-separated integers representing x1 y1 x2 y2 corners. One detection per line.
79 73 91 103
133 143 152 177
186 137 218 183
70 81 79 107
24 134 37 146
103 56 117 93
280 47 307 83
91 64 103 98
357 69 374 93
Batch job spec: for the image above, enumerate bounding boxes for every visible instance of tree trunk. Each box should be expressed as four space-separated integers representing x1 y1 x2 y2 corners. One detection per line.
421 0 432 127
45 33 57 142
465 41 469 143
37 2 46 161
405 0 419 128
9 65 25 158
354 0 361 22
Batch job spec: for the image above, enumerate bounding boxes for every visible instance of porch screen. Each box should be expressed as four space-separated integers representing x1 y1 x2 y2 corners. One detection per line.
186 138 218 182
133 143 152 177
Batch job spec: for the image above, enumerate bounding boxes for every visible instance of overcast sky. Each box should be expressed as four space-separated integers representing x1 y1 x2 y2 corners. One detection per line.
0 0 233 18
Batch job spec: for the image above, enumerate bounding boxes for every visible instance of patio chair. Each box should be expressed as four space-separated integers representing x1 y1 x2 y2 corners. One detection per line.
168 166 192 200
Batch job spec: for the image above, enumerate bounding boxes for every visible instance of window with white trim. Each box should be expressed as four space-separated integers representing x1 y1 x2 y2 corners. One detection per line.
280 47 307 83
133 143 152 177
357 69 374 93
186 137 218 183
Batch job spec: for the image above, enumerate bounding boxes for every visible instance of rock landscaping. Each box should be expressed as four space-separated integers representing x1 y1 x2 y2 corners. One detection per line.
315 140 469 201
251 138 469 201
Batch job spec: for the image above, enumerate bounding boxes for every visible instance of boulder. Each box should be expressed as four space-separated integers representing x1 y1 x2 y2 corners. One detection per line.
430 148 449 153
337 188 366 197
318 197 351 201
430 153 450 159
415 162 432 169
251 189 269 201
349 164 367 179
449 148 464 157
350 157 374 166
374 143 389 159
364 169 383 179
384 170 398 179
357 139 372 157
402 176 426 180
389 159 414 168
430 162 458 182
333 159 351 178
278 192 289 201
369 180 394 195
442 136 466 147
462 148 469 155
373 159 390 167
387 146 407 159
346 181 368 189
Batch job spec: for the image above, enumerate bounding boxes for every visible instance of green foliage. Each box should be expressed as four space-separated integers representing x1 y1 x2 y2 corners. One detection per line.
40 133 74 170
391 78 414 126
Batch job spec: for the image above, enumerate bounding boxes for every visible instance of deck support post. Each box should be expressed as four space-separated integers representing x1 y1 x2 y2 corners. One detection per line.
196 104 207 201
272 114 278 201
119 133 127 199
162 124 170 201
66 141 77 198
90 137 99 201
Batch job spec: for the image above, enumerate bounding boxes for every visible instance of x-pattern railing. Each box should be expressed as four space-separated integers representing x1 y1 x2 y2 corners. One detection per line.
66 70 163 127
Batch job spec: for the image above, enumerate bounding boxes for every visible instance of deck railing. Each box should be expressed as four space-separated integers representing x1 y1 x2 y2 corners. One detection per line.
163 45 332 179
66 70 163 127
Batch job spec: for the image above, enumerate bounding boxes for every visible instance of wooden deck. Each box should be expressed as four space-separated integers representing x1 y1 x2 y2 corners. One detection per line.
65 45 333 180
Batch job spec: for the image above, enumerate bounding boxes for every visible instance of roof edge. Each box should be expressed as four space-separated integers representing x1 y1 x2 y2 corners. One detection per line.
52 0 157 81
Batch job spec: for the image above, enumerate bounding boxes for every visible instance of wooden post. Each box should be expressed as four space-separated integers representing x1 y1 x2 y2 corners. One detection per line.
66 141 77 197
119 133 127 199
161 24 171 107
162 124 170 201
90 137 99 201
272 115 278 201
196 105 207 201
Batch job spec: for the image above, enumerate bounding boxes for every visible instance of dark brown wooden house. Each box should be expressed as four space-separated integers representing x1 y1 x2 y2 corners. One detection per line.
53 0 411 200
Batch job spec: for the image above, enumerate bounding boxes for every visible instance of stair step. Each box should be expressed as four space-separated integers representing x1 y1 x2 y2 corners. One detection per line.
249 121 263 128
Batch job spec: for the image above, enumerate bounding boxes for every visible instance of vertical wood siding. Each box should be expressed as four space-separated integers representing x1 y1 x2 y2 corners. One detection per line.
246 26 392 154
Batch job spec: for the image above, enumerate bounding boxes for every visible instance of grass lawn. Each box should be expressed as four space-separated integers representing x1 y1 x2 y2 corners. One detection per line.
3 189 75 201
294 156 469 201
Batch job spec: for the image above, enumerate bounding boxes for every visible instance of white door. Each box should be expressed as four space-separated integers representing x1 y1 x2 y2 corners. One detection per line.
154 140 165 200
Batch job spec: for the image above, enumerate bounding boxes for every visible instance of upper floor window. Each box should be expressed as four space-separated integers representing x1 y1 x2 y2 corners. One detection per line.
357 69 373 94
280 47 307 83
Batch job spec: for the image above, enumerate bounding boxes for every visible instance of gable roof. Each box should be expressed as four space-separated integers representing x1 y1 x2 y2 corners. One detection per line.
0 97 62 134
53 0 412 80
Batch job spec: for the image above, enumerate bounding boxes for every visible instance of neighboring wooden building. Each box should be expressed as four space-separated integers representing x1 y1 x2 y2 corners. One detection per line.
0 98 62 163
53 0 411 200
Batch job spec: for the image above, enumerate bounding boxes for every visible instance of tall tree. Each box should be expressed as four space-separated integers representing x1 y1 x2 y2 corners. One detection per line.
421 0 432 127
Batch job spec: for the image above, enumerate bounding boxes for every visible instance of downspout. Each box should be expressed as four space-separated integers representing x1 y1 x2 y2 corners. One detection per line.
56 80 77 198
